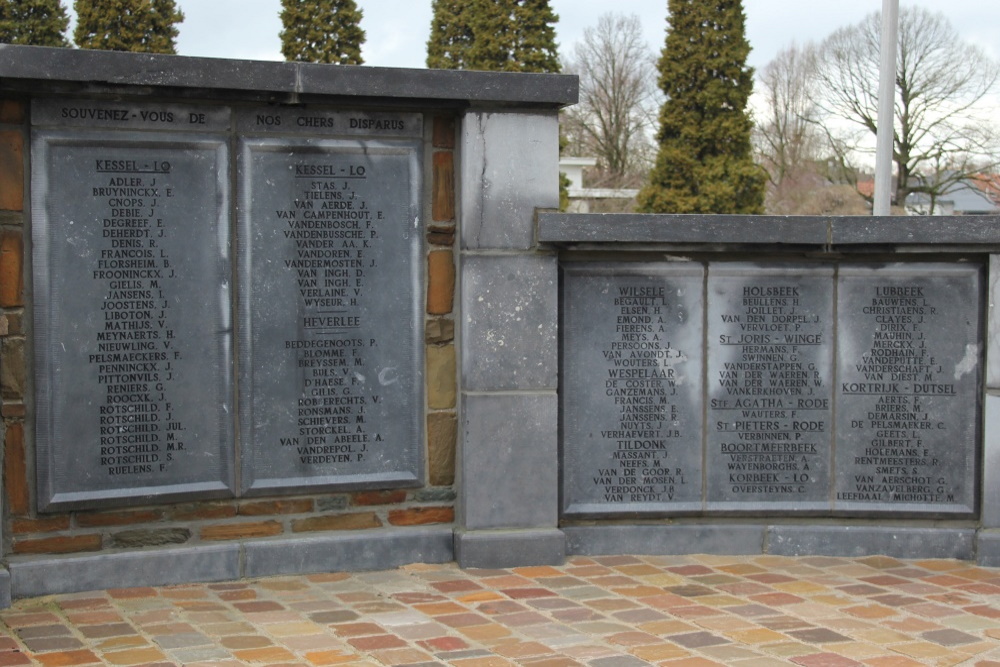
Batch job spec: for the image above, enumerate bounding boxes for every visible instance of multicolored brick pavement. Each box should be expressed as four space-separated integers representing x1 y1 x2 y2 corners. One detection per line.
1 554 1000 666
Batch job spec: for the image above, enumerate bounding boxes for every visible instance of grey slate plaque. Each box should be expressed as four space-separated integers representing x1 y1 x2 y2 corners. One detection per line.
236 108 421 138
834 264 980 515
238 136 423 495
562 263 704 516
32 99 231 132
706 264 834 512
32 130 234 510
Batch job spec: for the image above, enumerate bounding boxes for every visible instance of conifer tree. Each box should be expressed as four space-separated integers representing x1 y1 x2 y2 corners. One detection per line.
280 0 365 65
637 0 765 214
0 0 70 46
426 0 474 69
426 0 559 73
74 0 183 53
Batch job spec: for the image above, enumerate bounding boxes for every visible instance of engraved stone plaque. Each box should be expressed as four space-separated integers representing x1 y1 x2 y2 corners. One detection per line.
32 129 234 510
238 136 423 494
835 264 980 515
706 264 834 511
562 263 704 517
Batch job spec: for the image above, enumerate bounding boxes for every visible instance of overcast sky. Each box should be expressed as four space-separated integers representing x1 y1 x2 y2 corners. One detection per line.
139 1 1000 71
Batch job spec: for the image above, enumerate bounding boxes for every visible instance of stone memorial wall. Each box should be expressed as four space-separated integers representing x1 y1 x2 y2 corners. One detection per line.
3 45 1000 608
562 261 980 518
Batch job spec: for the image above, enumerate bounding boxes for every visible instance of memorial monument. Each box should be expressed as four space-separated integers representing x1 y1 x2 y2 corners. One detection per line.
0 44 999 608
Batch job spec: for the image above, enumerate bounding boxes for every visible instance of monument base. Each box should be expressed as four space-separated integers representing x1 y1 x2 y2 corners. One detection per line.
454 528 566 568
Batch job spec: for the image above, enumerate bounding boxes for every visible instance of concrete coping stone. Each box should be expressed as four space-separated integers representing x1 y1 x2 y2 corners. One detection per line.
0 44 578 108
538 213 1000 248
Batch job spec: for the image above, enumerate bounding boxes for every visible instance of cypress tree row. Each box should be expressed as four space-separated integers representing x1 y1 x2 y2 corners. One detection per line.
426 0 559 73
637 0 765 214
74 0 183 53
0 0 70 46
280 0 365 65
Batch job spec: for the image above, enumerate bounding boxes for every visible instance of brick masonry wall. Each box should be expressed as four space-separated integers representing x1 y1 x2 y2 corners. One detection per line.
1 104 457 558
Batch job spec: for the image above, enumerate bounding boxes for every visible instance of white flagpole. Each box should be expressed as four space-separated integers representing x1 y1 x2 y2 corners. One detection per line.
873 0 899 216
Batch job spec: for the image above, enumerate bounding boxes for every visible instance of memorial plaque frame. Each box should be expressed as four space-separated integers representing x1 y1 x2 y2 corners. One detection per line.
833 262 982 517
237 135 424 496
561 262 705 518
32 127 235 510
705 263 835 513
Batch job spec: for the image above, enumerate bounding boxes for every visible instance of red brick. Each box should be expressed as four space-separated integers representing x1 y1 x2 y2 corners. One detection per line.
0 100 25 124
13 534 102 555
1 401 25 418
0 229 23 307
200 520 283 541
12 515 71 534
291 512 381 533
432 152 455 222
167 502 237 521
76 509 163 527
351 490 406 506
3 420 28 514
427 249 455 315
433 116 456 149
237 498 313 516
36 649 101 666
0 131 23 211
387 506 454 526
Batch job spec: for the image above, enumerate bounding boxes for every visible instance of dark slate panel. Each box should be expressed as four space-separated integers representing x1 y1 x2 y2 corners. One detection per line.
561 263 704 517
538 214 830 245
0 44 577 107
832 215 1000 245
238 135 423 495
32 129 235 510
705 264 835 512
834 263 981 516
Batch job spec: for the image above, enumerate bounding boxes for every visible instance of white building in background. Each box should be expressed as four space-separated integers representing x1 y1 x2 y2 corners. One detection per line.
560 156 639 213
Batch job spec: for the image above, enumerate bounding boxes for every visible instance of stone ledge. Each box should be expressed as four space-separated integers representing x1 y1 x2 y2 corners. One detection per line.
767 525 976 559
538 213 1000 248
0 45 577 108
564 524 766 556
244 527 453 578
8 543 241 599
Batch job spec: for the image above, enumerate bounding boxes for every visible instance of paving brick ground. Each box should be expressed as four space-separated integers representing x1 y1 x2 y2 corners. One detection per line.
1 554 999 665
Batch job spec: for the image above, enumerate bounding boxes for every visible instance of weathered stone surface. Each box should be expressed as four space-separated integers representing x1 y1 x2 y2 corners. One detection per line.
427 411 456 486
461 111 559 250
984 393 1000 528
461 255 557 391
0 130 22 211
111 528 191 549
427 249 455 315
316 495 350 511
426 344 456 409
461 393 557 529
2 420 26 515
0 336 23 400
0 229 23 306
990 256 1000 389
